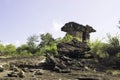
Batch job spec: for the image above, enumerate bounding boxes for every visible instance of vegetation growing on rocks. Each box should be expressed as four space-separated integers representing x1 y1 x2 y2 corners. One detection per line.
0 22 120 80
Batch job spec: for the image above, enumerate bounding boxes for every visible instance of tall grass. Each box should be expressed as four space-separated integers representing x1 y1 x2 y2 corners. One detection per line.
107 34 120 56
89 33 120 58
89 39 108 58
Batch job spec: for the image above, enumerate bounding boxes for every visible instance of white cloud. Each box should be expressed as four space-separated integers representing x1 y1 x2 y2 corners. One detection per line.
1 41 21 47
51 20 65 38
14 41 21 47
52 20 63 31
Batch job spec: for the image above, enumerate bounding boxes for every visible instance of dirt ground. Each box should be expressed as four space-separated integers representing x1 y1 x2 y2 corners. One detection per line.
0 56 120 80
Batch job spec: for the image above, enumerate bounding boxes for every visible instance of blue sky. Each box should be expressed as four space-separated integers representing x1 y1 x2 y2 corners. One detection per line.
0 0 120 46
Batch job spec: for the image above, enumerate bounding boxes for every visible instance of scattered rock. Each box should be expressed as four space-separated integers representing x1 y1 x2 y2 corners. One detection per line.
34 69 44 75
0 65 4 72
8 68 25 78
8 71 18 77
29 69 35 72
18 70 25 78
22 67 29 72
77 77 101 80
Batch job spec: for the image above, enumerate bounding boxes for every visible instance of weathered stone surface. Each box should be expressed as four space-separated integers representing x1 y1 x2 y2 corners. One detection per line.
61 22 96 33
57 39 90 58
61 22 96 42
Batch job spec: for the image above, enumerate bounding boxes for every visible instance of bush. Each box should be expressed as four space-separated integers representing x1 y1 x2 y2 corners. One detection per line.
89 39 108 58
4 44 16 55
107 34 120 56
62 34 73 42
19 50 33 57
0 44 4 53
45 43 58 55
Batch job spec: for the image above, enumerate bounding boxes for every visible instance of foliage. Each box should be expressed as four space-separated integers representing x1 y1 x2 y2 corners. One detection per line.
4 44 16 55
18 50 32 57
0 44 4 53
39 33 57 55
106 34 120 56
27 34 39 54
16 44 29 54
45 43 58 55
39 33 55 47
89 39 108 58
61 34 73 42
89 34 120 58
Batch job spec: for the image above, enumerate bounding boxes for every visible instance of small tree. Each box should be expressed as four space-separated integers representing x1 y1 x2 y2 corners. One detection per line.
39 33 57 55
39 33 55 47
27 34 39 54
16 44 32 56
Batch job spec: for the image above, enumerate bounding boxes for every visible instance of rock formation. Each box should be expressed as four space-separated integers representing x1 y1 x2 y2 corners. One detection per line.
57 38 90 58
44 22 96 73
61 22 96 42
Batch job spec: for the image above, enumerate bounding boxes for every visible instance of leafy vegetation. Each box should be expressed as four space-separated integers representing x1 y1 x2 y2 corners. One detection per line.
38 33 58 55
0 44 4 54
89 39 108 58
4 44 16 55
106 34 120 56
89 34 120 57
0 32 120 60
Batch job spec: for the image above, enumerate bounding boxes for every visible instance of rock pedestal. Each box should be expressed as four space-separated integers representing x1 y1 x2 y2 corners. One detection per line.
44 22 96 73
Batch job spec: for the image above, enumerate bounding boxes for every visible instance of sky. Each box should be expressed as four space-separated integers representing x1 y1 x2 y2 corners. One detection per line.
0 0 120 46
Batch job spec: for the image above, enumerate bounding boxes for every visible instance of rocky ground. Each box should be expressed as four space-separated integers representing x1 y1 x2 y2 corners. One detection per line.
0 56 120 80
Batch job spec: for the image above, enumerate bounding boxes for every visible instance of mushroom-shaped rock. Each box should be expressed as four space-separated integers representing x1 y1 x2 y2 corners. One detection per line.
61 22 96 42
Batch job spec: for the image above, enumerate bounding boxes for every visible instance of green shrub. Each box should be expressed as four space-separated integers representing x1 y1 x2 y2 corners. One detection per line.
4 44 16 55
107 34 120 56
45 43 58 55
62 34 73 42
89 39 108 58
62 33 83 42
0 44 4 53
19 50 33 57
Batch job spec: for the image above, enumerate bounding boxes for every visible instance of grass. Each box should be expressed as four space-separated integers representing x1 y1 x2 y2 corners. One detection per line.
89 39 108 58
